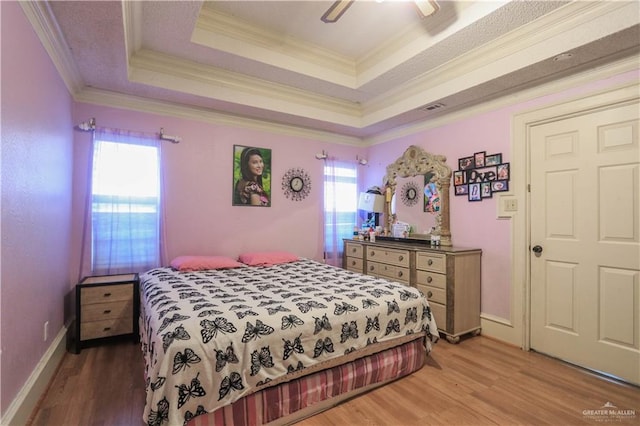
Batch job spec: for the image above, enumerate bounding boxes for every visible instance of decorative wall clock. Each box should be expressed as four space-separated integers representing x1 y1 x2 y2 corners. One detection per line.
400 181 420 207
282 168 311 201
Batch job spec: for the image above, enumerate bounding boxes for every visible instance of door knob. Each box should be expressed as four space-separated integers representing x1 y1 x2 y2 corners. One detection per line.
532 245 543 254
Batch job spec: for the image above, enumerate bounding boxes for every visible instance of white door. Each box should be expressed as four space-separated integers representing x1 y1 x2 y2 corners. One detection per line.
529 99 640 385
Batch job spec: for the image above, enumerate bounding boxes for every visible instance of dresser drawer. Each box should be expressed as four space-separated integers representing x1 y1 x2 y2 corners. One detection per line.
345 242 364 259
416 270 446 289
345 257 363 272
368 261 410 284
417 284 446 305
367 247 410 268
429 301 446 332
80 318 133 340
81 300 134 323
416 252 446 273
81 284 133 305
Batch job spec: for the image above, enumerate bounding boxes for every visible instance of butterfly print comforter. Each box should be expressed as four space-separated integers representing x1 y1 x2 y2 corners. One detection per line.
139 259 439 426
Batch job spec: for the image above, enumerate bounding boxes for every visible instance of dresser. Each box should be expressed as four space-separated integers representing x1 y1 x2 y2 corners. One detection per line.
74 273 140 353
343 239 481 343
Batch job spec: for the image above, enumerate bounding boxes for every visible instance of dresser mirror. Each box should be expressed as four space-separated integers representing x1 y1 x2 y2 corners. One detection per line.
383 145 453 246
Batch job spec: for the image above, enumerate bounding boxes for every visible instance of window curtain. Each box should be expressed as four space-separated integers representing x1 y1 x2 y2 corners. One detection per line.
323 158 358 267
78 127 167 279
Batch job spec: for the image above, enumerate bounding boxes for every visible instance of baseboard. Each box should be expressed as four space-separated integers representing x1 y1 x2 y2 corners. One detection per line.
0 325 68 426
480 313 522 348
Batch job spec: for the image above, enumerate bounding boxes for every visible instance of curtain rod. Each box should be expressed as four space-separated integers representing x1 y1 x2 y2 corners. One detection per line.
75 118 181 144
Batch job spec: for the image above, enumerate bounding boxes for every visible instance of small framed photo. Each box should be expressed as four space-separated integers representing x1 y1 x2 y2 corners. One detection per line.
481 182 492 198
453 171 466 186
455 184 469 196
497 163 510 181
491 180 509 192
458 156 474 171
468 183 481 201
474 151 486 168
485 154 502 166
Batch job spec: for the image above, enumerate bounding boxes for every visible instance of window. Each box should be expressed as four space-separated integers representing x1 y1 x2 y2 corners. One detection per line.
323 161 357 267
90 132 161 274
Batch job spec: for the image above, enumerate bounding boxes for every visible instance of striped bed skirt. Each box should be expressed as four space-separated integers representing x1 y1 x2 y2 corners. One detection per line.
188 337 426 426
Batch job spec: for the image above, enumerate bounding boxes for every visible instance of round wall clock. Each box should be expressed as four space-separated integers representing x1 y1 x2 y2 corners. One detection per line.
282 168 311 201
400 181 420 207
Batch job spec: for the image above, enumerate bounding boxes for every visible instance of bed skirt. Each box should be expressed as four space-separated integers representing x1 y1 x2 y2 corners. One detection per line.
187 337 426 426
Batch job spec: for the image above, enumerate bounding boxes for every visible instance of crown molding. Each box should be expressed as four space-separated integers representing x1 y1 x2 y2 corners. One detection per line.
361 0 640 125
19 1 84 95
363 56 640 146
128 49 363 127
73 87 364 146
193 4 357 87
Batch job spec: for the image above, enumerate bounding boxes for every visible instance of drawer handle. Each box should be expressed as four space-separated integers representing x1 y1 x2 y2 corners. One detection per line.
427 276 433 283
103 327 112 332
352 248 357 253
398 255 404 261
397 271 403 277
428 259 433 266
103 292 112 297
351 261 356 266
369 266 374 271
369 251 375 257
103 310 112 314
427 291 433 298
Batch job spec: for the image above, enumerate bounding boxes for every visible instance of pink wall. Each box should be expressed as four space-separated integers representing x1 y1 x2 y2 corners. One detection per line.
1 2 74 415
366 69 639 319
70 104 365 279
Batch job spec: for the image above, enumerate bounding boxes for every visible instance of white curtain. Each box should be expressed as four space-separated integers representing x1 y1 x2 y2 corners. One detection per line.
79 127 166 278
323 158 358 267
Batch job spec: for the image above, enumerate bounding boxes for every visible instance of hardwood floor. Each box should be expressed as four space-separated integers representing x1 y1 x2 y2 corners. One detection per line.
28 336 639 426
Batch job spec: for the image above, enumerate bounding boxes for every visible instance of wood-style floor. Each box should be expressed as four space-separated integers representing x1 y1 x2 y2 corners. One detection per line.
28 336 639 426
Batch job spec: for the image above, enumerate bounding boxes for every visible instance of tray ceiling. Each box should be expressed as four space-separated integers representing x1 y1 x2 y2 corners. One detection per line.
27 1 640 141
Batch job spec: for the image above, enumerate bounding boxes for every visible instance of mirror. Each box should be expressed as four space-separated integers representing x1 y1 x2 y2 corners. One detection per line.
383 145 452 246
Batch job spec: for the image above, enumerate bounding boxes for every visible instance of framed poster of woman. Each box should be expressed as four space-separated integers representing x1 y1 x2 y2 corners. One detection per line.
232 145 272 207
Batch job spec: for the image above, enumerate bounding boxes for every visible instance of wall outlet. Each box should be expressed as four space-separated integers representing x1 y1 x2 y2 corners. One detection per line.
43 321 49 342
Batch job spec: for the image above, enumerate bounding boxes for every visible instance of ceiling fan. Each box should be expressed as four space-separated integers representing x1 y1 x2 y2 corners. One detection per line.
321 0 439 23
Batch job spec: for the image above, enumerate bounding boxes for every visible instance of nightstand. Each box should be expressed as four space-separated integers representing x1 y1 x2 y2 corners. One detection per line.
74 273 139 353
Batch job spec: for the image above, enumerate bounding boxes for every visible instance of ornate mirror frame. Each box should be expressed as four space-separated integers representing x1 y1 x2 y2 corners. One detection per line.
383 145 453 246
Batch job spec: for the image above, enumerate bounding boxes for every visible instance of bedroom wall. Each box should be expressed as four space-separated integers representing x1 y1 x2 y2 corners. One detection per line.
69 103 365 279
1 1 74 417
364 67 640 322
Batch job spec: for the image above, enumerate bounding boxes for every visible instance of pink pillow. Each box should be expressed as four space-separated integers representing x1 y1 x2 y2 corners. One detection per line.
238 251 299 266
170 256 244 271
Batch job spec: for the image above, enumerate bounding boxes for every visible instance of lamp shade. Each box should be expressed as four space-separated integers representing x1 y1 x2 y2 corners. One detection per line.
358 192 385 213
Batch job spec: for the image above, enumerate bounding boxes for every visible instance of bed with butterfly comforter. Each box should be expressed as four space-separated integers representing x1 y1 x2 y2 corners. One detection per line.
139 258 439 426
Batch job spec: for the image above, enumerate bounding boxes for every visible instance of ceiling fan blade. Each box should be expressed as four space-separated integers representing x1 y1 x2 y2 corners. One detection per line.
414 0 439 18
321 0 354 23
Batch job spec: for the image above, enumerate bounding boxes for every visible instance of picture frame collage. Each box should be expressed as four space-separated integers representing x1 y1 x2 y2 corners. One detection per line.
454 151 509 202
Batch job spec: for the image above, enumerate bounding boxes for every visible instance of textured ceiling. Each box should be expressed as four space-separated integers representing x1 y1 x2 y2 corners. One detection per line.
37 1 640 142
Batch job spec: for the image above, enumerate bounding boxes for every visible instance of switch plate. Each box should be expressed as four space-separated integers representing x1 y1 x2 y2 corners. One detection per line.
497 194 517 219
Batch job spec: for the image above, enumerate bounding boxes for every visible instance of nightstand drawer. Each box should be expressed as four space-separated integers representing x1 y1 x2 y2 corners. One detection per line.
81 300 133 322
345 242 364 259
367 247 410 268
81 318 133 340
416 270 446 289
81 285 133 305
416 252 446 273
417 284 446 305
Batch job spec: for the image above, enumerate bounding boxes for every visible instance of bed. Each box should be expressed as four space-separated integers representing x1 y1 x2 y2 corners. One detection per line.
139 257 439 425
